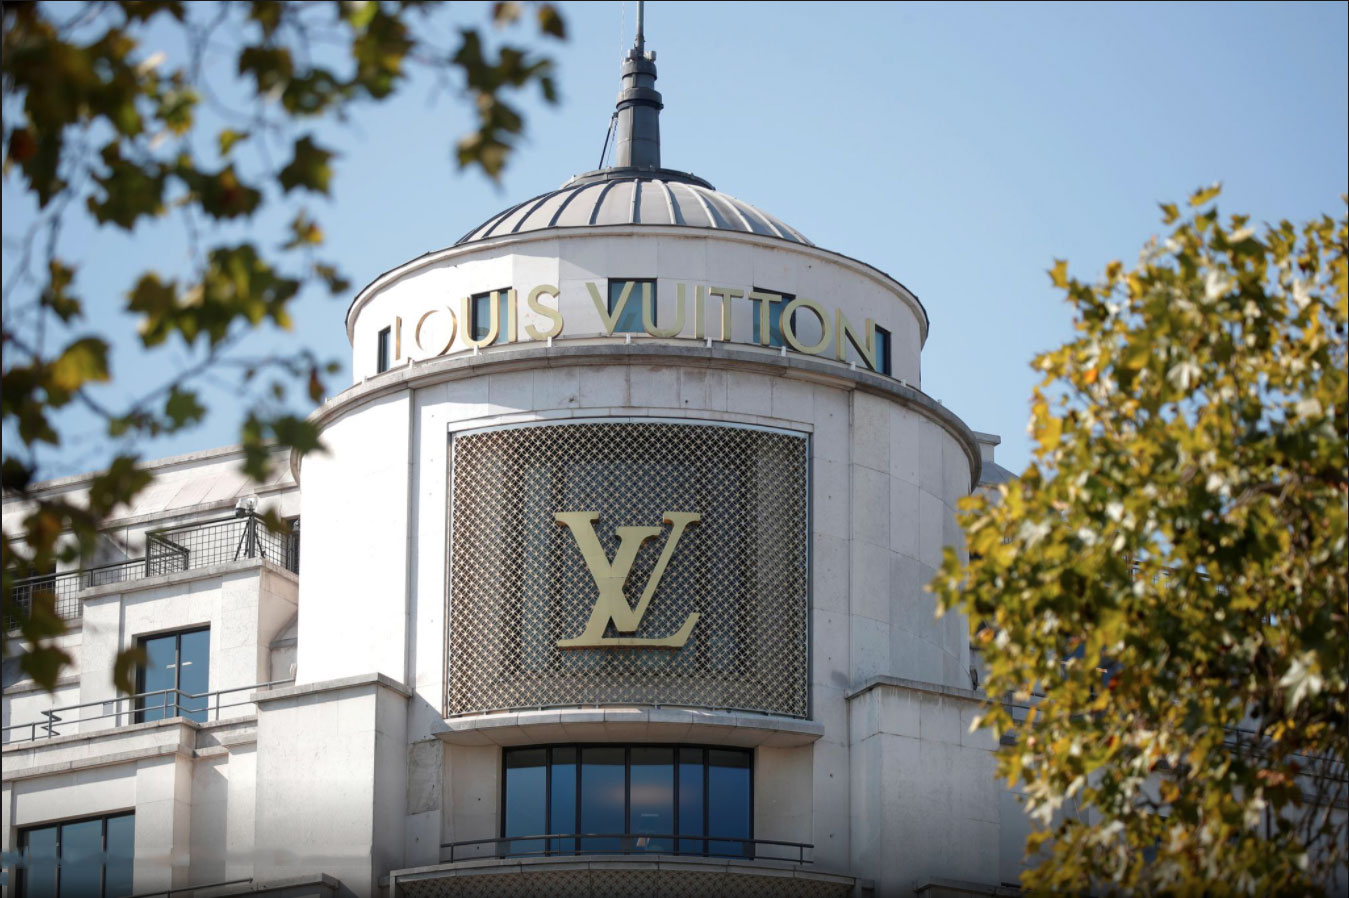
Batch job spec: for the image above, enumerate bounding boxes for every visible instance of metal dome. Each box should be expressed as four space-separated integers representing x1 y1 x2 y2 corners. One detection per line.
454 168 812 247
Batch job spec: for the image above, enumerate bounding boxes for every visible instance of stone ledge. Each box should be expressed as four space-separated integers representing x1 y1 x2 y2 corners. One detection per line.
297 340 981 488
253 671 412 704
845 674 985 705
435 707 825 748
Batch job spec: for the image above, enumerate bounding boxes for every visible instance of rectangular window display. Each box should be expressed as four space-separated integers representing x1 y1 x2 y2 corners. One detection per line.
447 421 809 718
501 744 753 859
18 813 134 898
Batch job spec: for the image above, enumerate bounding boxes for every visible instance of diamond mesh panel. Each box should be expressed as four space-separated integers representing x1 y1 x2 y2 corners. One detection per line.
447 421 808 718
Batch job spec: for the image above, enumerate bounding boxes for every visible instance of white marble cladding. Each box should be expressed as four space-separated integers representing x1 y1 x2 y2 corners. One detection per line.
347 229 925 386
293 336 983 887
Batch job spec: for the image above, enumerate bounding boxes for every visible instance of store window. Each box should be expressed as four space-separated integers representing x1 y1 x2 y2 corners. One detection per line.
18 813 134 898
608 278 655 333
751 288 795 348
471 289 510 343
502 744 752 858
136 627 210 723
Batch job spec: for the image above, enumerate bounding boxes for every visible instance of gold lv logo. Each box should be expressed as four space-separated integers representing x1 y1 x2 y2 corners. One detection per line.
554 511 702 649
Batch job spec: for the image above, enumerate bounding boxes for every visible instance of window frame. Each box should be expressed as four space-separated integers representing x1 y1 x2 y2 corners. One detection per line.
376 326 391 373
606 278 656 333
135 626 210 724
750 287 796 348
874 324 893 376
499 742 754 858
17 812 134 898
470 288 511 344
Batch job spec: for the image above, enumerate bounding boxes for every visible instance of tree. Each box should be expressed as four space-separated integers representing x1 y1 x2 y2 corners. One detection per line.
2 0 565 691
932 188 1348 894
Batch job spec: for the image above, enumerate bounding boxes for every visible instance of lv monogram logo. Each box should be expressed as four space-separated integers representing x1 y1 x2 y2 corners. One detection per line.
554 511 701 649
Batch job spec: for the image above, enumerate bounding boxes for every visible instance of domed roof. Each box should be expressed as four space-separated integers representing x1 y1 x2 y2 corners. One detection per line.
454 168 811 247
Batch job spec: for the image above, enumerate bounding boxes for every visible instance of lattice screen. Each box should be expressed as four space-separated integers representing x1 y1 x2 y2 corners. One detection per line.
447 420 809 718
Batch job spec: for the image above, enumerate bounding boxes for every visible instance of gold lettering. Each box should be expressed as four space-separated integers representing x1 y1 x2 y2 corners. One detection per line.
460 292 500 349
781 297 832 355
555 511 702 649
394 315 403 360
835 310 877 369
748 290 782 345
588 280 632 334
694 284 707 340
645 283 685 337
708 286 743 341
506 288 518 343
414 307 456 356
525 284 563 340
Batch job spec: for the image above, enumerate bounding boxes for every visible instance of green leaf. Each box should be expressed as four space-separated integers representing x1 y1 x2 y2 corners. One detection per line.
1189 182 1222 208
112 646 148 696
163 386 206 430
278 136 334 194
537 4 567 38
48 337 110 392
217 128 249 157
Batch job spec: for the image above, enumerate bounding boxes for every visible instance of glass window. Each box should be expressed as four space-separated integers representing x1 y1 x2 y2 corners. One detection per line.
581 746 626 852
136 627 210 724
875 324 892 376
18 813 134 898
471 289 509 343
503 748 547 855
708 749 752 857
751 288 795 348
376 326 391 373
608 279 654 333
501 744 751 858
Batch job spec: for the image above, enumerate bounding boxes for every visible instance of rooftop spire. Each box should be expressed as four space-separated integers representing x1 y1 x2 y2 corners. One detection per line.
612 0 662 170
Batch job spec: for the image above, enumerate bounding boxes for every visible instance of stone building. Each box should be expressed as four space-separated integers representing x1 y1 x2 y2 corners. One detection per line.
3 12 1027 898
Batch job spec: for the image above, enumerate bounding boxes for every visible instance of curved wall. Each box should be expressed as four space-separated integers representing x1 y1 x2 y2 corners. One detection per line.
295 229 986 883
345 229 927 388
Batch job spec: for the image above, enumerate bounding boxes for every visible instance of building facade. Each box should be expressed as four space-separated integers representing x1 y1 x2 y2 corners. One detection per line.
3 18 1030 898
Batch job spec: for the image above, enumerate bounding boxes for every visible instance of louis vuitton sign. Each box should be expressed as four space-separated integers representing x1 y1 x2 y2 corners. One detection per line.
446 420 809 718
390 280 890 372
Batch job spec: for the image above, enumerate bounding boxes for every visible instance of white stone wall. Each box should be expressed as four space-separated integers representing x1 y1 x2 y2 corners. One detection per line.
347 229 926 388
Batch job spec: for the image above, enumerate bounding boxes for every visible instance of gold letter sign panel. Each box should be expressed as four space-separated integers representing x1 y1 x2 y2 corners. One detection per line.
447 421 809 718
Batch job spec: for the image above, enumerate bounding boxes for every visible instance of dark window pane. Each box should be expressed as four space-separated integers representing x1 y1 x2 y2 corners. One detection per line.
609 280 651 333
471 290 509 343
138 633 178 722
708 749 751 857
629 747 673 852
875 325 892 376
21 826 58 898
176 629 210 723
104 815 135 898
59 819 103 898
752 289 794 348
504 749 547 855
677 747 705 855
376 326 391 373
550 747 577 855
580 747 626 853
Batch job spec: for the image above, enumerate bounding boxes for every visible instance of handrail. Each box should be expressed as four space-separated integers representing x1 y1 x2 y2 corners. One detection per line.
1 679 294 744
6 513 299 626
439 833 813 864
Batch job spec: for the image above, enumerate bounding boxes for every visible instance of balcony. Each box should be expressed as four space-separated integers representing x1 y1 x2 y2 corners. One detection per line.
7 512 299 624
392 836 854 898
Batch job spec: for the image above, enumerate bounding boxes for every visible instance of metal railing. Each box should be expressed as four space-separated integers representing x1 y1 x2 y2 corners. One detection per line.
440 833 814 865
6 513 299 626
1 679 293 744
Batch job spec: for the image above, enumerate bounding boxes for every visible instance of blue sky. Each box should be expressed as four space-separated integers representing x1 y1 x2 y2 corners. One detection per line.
5 1 1347 479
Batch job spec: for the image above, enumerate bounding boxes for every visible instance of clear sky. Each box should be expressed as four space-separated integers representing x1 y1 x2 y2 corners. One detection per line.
5 0 1347 480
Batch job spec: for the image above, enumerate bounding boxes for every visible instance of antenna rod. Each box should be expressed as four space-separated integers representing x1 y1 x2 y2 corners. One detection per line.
635 1 645 52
